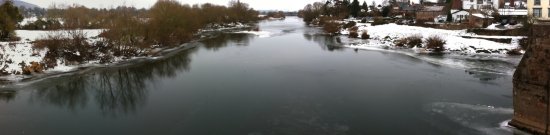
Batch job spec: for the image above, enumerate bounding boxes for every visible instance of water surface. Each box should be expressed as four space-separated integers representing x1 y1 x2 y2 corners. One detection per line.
0 17 524 135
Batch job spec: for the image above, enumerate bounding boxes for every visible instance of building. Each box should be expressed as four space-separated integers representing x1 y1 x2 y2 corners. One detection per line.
469 13 494 27
416 6 446 21
451 10 470 22
527 0 550 20
462 0 500 10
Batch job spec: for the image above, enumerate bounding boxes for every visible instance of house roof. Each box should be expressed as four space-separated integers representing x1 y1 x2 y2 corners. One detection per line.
421 6 444 11
472 13 494 18
451 10 468 14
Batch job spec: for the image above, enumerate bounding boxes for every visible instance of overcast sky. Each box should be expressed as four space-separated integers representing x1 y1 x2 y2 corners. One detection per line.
22 0 397 11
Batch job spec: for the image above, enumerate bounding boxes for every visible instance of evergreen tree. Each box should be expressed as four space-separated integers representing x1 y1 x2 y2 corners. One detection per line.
350 0 361 17
362 1 369 11
381 6 391 17
446 11 453 22
0 0 23 41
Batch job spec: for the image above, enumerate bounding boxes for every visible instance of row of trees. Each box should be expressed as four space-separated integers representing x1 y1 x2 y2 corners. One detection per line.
31 0 260 68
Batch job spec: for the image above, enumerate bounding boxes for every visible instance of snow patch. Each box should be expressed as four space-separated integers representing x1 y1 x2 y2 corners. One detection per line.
339 23 523 54
233 31 271 38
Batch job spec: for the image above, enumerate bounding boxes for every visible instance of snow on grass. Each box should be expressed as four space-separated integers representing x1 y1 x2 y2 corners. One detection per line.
486 23 523 30
0 29 103 78
200 22 248 32
339 23 524 54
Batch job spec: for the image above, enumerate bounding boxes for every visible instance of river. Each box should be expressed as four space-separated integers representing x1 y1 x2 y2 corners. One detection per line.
0 17 527 135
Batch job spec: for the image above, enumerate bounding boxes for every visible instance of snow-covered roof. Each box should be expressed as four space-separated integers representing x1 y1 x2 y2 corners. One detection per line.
451 10 469 14
498 9 528 16
421 6 444 12
472 13 494 18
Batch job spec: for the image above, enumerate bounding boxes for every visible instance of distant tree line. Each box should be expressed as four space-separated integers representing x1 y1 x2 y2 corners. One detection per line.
28 0 259 71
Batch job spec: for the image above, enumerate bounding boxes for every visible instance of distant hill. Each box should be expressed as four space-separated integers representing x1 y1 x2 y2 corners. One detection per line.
0 0 39 9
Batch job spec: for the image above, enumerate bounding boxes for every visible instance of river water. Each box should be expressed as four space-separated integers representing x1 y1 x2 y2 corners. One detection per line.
0 17 527 135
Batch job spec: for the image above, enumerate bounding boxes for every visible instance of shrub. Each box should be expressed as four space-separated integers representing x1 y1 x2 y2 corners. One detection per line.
406 34 423 48
323 21 340 35
349 31 359 38
371 17 388 26
0 0 23 41
21 61 45 75
394 38 407 47
360 18 367 23
349 26 359 32
361 31 370 39
33 30 99 68
344 21 357 29
425 35 446 52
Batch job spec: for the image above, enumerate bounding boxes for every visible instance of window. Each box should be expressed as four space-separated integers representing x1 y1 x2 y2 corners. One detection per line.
548 8 550 17
535 0 540 5
470 0 473 2
477 0 483 4
534 8 542 17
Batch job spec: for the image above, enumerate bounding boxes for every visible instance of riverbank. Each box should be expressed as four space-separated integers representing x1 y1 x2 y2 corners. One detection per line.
0 24 255 83
336 20 525 55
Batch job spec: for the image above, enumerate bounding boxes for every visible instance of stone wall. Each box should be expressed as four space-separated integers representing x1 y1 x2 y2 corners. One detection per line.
510 23 550 134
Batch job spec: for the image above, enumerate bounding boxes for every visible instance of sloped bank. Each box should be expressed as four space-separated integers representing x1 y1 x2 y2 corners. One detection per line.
0 25 255 84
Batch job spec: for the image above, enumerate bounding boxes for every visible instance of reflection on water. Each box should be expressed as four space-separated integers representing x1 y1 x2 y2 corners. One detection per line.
303 33 344 52
22 32 256 116
201 33 252 51
2 31 254 116
0 17 516 135
0 89 16 102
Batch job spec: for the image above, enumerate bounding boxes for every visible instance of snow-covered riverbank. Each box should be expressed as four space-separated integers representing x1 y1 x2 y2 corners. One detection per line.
338 22 525 55
0 24 253 82
0 30 103 77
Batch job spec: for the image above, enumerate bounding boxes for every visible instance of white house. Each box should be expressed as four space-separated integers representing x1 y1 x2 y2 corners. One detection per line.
451 10 470 22
462 0 500 10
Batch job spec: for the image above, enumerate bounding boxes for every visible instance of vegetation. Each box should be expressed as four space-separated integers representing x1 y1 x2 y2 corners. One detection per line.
323 21 340 35
395 34 423 48
0 0 23 41
425 35 446 52
371 17 388 26
263 11 286 19
406 35 423 48
30 0 260 68
299 0 385 24
360 31 370 39
298 2 323 24
350 0 361 17
343 21 357 29
34 30 100 67
349 31 359 38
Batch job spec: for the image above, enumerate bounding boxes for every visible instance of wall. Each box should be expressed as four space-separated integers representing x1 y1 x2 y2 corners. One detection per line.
510 23 550 134
462 0 499 10
527 0 550 20
416 11 444 21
